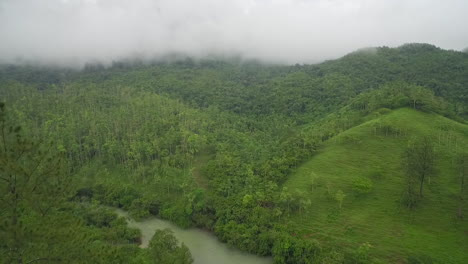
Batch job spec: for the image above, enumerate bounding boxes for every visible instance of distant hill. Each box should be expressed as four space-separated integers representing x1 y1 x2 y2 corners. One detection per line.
2 43 468 120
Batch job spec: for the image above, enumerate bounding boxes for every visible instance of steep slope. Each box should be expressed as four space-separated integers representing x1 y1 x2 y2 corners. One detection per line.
285 108 468 263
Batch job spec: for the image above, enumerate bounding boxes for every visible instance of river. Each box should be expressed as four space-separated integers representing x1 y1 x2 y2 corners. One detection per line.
114 209 272 264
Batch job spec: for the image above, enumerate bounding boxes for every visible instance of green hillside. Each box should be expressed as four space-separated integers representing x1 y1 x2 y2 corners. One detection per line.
285 108 468 263
2 44 468 263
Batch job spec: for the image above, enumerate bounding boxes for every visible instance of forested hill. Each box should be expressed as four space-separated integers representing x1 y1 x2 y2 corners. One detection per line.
2 43 468 120
312 43 468 108
1 44 468 264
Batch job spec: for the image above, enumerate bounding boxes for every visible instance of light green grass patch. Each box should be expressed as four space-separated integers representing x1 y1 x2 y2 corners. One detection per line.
284 108 468 263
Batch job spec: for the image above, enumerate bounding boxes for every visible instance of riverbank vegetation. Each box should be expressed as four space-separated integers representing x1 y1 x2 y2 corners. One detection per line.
1 43 468 263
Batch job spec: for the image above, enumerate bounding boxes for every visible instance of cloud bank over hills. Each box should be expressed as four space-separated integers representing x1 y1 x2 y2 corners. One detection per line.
1 0 467 66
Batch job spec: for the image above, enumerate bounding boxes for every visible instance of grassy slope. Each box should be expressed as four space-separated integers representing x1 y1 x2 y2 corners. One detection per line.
284 108 468 263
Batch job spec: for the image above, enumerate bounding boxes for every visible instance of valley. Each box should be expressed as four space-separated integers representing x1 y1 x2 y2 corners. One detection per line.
1 43 468 263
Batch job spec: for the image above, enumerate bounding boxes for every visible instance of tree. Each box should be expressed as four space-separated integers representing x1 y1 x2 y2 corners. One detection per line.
294 189 311 217
144 229 193 264
272 234 321 264
335 190 346 211
0 102 73 263
403 137 436 198
456 152 468 219
403 171 419 209
407 85 439 112
279 187 294 215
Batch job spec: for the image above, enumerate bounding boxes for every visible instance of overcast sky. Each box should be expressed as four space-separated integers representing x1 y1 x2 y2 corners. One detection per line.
1 0 467 66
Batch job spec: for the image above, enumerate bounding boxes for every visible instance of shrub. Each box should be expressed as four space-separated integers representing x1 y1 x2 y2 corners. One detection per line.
347 242 373 264
407 254 435 264
352 177 373 195
376 108 391 115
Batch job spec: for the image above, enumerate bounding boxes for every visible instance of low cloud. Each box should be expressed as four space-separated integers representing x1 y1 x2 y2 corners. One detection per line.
1 0 467 66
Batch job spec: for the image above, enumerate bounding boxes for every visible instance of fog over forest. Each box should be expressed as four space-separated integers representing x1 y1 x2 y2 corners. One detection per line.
1 0 468 66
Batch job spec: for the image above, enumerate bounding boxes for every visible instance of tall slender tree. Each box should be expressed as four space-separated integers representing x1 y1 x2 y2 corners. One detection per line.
403 137 436 198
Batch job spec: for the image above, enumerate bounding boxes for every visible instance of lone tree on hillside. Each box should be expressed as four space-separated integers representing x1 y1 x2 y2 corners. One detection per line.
403 137 436 200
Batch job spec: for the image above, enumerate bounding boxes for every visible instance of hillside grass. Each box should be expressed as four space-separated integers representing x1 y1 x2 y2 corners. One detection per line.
284 108 468 263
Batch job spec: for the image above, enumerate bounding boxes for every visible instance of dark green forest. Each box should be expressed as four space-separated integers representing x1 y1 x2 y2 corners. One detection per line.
1 43 468 263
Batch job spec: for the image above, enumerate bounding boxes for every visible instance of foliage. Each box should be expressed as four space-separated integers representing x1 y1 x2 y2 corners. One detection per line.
335 190 346 210
285 108 468 263
272 235 321 264
0 104 193 263
140 229 193 264
403 137 436 200
351 242 373 264
1 43 467 263
0 103 76 263
455 152 468 219
352 177 373 195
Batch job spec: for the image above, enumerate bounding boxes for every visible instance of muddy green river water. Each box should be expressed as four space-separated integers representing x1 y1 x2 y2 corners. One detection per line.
114 209 272 264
